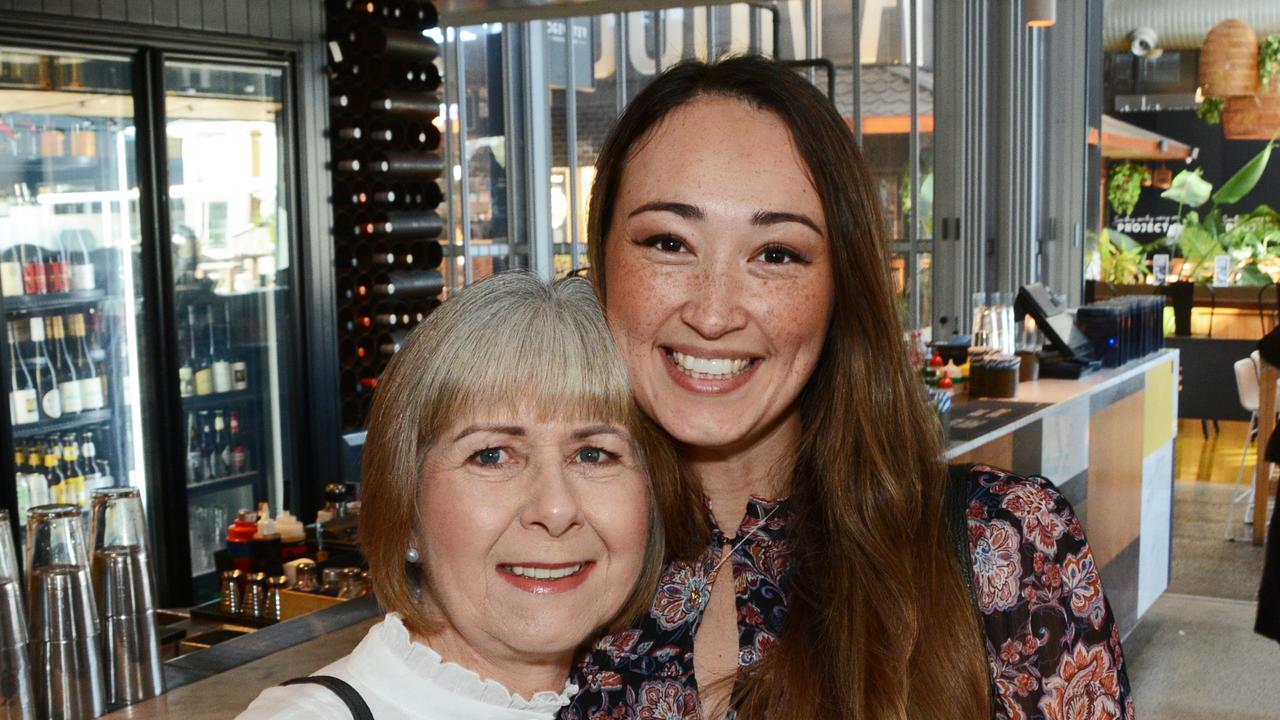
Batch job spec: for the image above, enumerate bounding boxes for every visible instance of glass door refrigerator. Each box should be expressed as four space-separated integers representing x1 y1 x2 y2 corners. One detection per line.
0 47 151 558
0 46 306 605
158 58 299 602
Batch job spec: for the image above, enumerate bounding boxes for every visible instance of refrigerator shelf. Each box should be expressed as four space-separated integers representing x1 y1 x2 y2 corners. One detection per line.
11 408 112 439
181 389 258 410
2 288 108 314
187 471 258 495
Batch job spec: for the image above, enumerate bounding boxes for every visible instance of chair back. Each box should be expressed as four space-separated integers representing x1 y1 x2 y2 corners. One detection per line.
1235 356 1261 412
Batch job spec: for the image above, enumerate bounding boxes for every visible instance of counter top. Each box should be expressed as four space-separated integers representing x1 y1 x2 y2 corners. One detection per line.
944 349 1179 460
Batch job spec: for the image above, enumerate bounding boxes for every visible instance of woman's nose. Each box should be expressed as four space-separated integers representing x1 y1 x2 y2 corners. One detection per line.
519 461 582 537
679 266 748 339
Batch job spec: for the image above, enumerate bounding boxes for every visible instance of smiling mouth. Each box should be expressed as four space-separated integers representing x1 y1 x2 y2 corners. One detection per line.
501 563 585 580
665 349 758 380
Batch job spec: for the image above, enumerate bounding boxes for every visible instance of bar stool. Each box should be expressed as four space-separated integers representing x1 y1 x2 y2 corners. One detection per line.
1226 352 1279 541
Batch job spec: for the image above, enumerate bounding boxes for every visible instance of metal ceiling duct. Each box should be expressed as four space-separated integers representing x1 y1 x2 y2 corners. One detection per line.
1104 0 1280 51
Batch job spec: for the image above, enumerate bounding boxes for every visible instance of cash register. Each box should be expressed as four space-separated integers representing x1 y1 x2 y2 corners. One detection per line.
1016 284 1102 379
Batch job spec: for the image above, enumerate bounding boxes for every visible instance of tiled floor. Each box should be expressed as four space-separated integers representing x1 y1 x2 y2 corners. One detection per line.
1122 426 1279 717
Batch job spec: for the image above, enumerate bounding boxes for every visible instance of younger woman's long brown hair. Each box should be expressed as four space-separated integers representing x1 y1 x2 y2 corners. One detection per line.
587 55 991 719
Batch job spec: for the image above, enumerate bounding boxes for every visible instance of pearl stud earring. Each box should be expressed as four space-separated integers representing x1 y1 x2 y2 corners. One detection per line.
405 546 420 563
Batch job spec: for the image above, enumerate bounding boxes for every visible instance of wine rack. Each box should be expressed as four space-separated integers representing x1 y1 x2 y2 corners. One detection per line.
326 0 444 431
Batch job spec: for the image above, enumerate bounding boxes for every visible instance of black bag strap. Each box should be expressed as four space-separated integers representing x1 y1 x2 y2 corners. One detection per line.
281 675 374 720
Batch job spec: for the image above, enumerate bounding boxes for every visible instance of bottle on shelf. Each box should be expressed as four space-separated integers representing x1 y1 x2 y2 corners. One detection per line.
20 243 47 295
69 230 95 291
8 321 39 425
186 411 204 484
68 313 105 411
14 447 30 520
178 314 194 398
370 92 440 120
361 211 443 239
43 238 69 294
229 411 248 474
50 316 82 415
371 270 444 300
367 152 443 178
210 305 232 393
351 27 440 62
215 410 232 476
29 317 61 421
198 411 218 480
227 304 248 391
25 442 49 508
370 121 441 151
43 439 64 504
80 431 105 495
0 246 23 297
61 434 85 508
191 306 213 396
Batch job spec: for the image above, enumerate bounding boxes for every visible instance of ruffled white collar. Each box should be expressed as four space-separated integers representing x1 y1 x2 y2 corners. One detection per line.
374 613 578 713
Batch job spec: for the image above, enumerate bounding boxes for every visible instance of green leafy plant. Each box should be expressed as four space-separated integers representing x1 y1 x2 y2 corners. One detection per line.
1090 228 1151 284
1158 137 1279 284
1262 35 1280 91
1197 96 1225 126
1107 162 1151 217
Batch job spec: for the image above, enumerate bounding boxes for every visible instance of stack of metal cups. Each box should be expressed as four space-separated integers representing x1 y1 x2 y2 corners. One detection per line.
0 510 34 719
88 488 164 711
26 504 104 719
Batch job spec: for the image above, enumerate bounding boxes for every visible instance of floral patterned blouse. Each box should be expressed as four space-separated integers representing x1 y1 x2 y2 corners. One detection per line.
560 465 1135 720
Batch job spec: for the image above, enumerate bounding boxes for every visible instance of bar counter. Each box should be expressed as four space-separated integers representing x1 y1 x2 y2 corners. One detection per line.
946 349 1180 637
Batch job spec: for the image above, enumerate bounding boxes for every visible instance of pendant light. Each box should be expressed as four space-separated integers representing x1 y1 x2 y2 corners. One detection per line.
1025 0 1056 28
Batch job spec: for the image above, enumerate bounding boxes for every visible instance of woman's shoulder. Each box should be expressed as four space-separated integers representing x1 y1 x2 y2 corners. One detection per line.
956 464 1136 719
237 682 359 720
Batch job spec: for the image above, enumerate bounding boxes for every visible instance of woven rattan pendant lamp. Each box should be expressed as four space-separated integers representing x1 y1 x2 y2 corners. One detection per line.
1199 19 1259 98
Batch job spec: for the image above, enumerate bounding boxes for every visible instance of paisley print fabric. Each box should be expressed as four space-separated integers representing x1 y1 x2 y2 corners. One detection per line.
561 465 1135 720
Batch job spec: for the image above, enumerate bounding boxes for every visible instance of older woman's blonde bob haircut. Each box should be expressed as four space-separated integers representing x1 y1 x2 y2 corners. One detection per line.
359 271 670 639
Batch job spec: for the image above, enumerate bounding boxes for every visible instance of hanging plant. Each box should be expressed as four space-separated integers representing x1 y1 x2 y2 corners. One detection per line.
1197 96 1225 125
1107 162 1151 217
1261 34 1280 91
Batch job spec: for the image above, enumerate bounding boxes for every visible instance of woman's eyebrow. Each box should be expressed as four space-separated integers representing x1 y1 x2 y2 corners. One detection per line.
452 424 525 441
571 424 625 440
628 200 703 220
752 210 822 235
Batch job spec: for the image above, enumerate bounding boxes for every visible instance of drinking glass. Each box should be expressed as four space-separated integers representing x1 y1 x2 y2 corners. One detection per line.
0 510 34 719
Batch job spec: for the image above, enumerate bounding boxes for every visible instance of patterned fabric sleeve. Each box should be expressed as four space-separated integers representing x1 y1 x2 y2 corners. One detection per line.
965 466 1136 720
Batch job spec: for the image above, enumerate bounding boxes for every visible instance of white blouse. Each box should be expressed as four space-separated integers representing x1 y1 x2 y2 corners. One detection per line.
238 613 577 720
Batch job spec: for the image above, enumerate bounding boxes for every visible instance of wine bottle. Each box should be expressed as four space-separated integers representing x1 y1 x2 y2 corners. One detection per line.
370 92 440 119
199 411 218 479
0 246 24 297
207 411 227 478
371 269 445 300
192 306 213 396
210 305 232 393
179 311 194 397
68 314 105 411
215 410 232 475
227 304 248 391
401 239 444 268
368 152 443 178
51 316 82 415
25 443 49 507
20 243 46 295
352 27 440 62
370 121 441 150
44 240 69 294
378 329 409 357
8 322 38 425
69 230 95 291
80 432 104 494
186 411 204 484
61 434 85 508
29 318 61 421
362 211 443 238
229 411 248 474
43 441 64 505
333 126 363 142
14 448 30 521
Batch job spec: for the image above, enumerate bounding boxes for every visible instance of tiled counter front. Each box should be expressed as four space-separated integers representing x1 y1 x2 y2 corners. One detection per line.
945 350 1179 637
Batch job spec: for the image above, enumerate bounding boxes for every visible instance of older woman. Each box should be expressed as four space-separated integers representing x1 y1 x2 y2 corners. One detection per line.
241 273 675 719
562 56 1134 720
